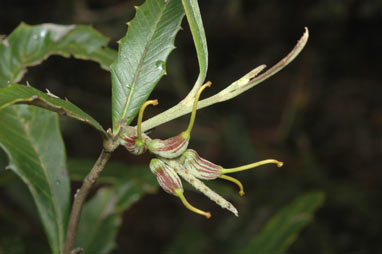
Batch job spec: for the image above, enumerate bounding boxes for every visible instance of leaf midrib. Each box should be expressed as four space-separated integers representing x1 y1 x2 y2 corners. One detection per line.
120 4 166 120
14 107 63 252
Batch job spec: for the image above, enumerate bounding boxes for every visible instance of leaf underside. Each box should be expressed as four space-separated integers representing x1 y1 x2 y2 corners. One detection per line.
0 106 69 254
0 84 107 137
111 0 185 132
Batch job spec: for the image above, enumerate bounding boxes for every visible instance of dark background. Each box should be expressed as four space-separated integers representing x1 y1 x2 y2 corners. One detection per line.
0 0 381 253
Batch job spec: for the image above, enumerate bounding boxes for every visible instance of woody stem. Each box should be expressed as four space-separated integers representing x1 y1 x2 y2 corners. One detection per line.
64 149 111 254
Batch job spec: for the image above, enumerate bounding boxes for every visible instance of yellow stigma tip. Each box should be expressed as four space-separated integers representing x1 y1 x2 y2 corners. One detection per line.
204 81 212 88
219 175 245 196
175 189 211 219
277 161 284 167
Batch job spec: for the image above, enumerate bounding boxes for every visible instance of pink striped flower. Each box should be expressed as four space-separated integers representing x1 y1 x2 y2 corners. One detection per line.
180 149 283 196
181 149 221 180
149 158 182 194
150 158 211 219
148 132 189 159
119 126 148 155
148 82 211 159
119 100 158 155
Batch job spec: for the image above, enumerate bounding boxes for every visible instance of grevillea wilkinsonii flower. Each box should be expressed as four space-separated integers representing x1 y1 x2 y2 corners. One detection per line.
118 100 158 155
179 149 283 196
147 82 211 159
150 158 211 218
118 28 309 218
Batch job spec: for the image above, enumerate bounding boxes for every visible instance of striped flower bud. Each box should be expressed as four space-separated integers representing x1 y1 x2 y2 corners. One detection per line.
119 99 158 155
148 82 211 159
119 126 150 155
148 133 189 159
180 149 283 196
181 149 221 180
164 158 238 216
150 158 211 218
150 158 182 194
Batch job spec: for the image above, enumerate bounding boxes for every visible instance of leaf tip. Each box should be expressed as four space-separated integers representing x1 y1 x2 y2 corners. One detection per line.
293 27 309 53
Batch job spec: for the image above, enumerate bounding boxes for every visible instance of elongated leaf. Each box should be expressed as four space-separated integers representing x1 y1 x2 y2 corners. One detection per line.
0 23 117 86
0 106 69 254
111 0 185 132
0 23 116 253
241 192 325 254
75 188 121 254
181 0 208 101
0 84 107 137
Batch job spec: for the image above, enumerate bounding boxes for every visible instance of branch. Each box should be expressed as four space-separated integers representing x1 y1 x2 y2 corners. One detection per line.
64 136 117 254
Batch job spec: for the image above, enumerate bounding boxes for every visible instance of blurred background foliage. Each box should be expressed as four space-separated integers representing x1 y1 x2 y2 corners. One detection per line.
0 0 381 253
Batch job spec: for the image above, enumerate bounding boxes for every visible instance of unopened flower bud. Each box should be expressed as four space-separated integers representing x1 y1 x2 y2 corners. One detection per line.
181 149 221 180
150 158 182 194
150 158 211 218
148 82 211 159
164 159 238 217
148 134 189 159
119 126 149 155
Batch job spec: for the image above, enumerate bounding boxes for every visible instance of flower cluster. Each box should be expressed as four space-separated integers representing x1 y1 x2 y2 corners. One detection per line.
119 82 283 218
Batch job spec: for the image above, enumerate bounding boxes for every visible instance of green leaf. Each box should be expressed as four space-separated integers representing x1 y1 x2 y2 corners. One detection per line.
111 0 185 132
68 158 157 187
75 188 121 254
0 23 116 253
241 192 325 254
0 84 107 137
0 23 116 86
73 160 161 253
0 106 69 254
181 0 208 100
69 158 158 212
114 181 150 212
